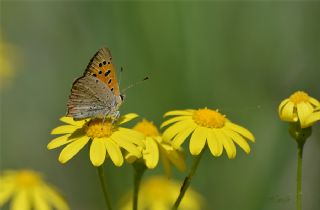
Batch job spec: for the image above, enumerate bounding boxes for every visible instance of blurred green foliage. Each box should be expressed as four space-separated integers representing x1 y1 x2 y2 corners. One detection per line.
1 1 320 210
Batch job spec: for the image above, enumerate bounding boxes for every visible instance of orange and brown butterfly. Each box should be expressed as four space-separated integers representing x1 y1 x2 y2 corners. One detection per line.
67 48 124 121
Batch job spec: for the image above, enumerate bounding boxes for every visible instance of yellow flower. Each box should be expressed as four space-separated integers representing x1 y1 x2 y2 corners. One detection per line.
0 170 69 210
126 119 186 176
279 91 320 128
161 108 255 159
48 113 144 167
119 176 204 210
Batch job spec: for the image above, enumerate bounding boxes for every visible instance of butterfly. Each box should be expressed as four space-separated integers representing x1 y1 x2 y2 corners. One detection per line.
66 48 124 121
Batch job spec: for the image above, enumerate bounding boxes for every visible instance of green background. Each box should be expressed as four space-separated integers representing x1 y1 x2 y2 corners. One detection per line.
1 1 320 210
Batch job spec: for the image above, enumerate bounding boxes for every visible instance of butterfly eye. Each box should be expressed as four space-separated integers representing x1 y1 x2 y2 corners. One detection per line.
120 94 125 101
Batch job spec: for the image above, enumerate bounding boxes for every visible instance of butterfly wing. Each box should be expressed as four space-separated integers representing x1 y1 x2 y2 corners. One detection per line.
84 47 121 96
67 76 117 120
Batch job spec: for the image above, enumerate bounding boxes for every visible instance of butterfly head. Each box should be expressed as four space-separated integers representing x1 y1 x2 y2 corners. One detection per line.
115 94 124 110
120 94 125 102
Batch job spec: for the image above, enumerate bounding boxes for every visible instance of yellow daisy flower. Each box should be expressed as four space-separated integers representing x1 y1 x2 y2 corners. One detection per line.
161 108 255 159
48 113 144 167
119 176 204 210
0 170 69 210
278 91 320 128
126 119 186 176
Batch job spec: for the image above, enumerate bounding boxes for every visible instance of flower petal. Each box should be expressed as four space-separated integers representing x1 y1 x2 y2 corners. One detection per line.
32 187 50 210
143 137 159 169
163 147 186 172
117 113 139 125
160 154 172 177
223 128 251 154
104 139 124 166
278 99 289 115
51 125 79 135
309 97 320 107
11 189 29 210
226 122 255 142
47 134 74 150
59 117 86 126
160 116 192 128
42 185 69 210
111 136 141 158
163 120 195 142
116 128 144 147
90 138 106 166
189 127 207 155
207 129 223 157
217 130 236 159
280 101 295 121
58 136 90 164
304 111 320 128
297 102 313 127
0 182 15 206
163 110 193 117
125 152 139 164
171 125 196 148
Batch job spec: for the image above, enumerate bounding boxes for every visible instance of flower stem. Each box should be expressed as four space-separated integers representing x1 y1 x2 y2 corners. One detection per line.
133 162 146 210
289 123 310 210
296 142 304 210
97 166 113 210
172 148 206 210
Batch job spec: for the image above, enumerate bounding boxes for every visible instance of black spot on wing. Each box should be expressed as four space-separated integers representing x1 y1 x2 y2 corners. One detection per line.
105 70 111 77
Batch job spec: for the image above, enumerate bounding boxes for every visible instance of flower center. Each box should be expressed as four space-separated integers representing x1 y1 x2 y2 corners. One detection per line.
193 108 226 128
85 119 114 138
133 119 160 137
289 91 310 104
15 170 41 188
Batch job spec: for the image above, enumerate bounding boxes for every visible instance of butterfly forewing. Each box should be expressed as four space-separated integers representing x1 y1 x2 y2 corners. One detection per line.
67 76 116 120
84 48 120 96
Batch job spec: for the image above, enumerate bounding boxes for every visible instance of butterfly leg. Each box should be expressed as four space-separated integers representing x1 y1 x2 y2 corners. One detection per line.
111 111 120 124
101 110 111 128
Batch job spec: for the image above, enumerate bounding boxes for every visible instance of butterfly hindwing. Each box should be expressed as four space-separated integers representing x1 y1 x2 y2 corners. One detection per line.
67 76 116 120
84 48 120 96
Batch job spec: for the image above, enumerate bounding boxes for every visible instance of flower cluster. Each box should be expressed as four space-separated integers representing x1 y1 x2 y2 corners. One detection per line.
48 108 256 210
49 108 256 166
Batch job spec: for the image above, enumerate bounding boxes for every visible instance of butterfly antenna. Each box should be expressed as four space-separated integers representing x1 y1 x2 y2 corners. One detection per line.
122 77 149 93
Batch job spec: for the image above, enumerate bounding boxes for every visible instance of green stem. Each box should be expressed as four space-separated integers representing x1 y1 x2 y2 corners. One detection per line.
296 142 304 210
133 163 146 210
172 148 206 210
97 166 113 210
